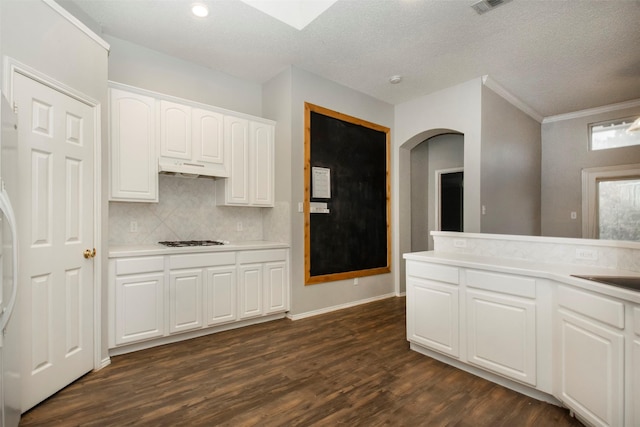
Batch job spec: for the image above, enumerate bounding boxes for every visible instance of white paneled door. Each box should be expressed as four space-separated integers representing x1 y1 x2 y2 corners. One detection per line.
14 73 95 411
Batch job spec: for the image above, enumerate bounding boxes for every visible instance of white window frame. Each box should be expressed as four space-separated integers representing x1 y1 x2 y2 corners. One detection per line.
581 163 640 239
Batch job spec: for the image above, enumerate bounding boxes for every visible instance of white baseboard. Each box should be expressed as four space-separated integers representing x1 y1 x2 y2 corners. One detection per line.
287 293 397 321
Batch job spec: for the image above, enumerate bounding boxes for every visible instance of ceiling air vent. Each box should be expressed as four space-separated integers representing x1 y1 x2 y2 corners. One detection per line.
471 0 512 15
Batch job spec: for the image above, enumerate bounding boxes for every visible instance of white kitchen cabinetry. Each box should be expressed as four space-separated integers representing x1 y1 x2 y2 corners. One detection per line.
264 260 288 314
555 285 625 427
205 265 237 326
169 268 203 334
109 247 288 353
238 249 289 319
160 100 191 160
158 100 228 177
111 257 165 346
109 88 158 202
216 118 274 207
406 261 459 358
465 270 537 386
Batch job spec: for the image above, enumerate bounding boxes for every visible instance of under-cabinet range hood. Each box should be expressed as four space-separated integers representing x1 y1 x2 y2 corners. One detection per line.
158 160 229 179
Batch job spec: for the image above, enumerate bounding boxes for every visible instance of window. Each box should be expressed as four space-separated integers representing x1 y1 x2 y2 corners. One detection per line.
589 117 640 151
582 164 640 241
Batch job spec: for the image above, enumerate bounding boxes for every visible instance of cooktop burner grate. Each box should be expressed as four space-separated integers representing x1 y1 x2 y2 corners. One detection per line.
158 240 228 247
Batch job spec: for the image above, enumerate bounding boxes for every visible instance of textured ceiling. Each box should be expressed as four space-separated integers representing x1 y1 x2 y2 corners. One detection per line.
65 0 640 118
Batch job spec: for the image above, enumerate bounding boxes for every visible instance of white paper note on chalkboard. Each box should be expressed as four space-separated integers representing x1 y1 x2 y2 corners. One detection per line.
312 167 331 198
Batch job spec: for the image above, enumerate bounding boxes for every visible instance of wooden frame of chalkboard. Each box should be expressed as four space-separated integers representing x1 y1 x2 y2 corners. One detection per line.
304 103 391 285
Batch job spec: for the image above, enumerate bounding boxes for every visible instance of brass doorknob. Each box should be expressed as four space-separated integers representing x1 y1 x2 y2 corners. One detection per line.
83 248 96 259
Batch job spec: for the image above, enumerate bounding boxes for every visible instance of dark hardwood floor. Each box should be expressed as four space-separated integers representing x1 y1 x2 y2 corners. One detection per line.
20 297 582 426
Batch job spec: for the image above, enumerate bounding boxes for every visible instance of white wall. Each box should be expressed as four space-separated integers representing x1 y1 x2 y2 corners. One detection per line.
394 77 483 293
481 85 541 236
541 103 640 237
264 66 395 317
105 35 263 117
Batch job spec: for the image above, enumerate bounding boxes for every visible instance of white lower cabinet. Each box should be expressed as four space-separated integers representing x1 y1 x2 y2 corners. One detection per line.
264 261 288 314
406 274 460 358
110 248 289 351
238 249 289 319
554 285 625 427
169 268 203 334
465 270 537 386
111 257 165 346
205 266 237 326
238 264 263 319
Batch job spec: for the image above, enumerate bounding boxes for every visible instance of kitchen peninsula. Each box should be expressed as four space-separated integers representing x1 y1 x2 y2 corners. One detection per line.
404 231 640 427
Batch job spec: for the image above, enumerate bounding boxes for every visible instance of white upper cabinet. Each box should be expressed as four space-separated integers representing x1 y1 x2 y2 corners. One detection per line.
108 83 274 203
158 101 228 177
109 88 158 202
216 118 274 207
250 121 275 206
193 108 225 165
160 100 191 160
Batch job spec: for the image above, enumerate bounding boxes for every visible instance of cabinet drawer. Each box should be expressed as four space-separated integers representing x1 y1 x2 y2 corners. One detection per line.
115 257 164 275
558 285 624 329
238 249 286 264
169 252 236 269
634 306 640 336
466 269 536 299
406 261 458 285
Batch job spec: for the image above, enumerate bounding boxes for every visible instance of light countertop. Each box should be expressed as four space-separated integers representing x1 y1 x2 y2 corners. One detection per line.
110 241 290 258
404 250 640 304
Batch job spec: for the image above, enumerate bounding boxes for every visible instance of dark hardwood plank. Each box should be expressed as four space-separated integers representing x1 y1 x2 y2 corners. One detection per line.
19 297 582 426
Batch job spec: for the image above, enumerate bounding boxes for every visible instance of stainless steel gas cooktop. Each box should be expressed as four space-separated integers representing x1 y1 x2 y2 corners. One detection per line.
158 240 228 247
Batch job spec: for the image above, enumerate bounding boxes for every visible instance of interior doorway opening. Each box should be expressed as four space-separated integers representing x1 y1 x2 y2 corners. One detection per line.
410 133 464 252
437 169 464 233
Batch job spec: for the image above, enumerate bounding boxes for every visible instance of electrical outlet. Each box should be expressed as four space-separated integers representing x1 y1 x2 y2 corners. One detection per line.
575 248 598 261
129 221 138 232
354 278 359 285
570 211 577 220
236 222 243 232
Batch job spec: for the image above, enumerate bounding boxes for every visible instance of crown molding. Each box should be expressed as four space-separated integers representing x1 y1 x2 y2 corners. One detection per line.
42 0 110 51
482 75 543 123
542 98 640 124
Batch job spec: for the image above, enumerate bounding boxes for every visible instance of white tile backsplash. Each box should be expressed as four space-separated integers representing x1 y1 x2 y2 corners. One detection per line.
109 175 266 245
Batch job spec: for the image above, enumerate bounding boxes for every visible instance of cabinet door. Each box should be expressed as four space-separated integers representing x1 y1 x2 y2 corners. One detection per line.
204 266 236 326
556 309 624 427
406 277 459 358
466 289 537 386
250 121 274 206
169 269 203 334
114 273 164 345
223 116 249 205
160 100 191 160
238 264 262 319
109 88 158 202
193 108 225 166
264 261 288 314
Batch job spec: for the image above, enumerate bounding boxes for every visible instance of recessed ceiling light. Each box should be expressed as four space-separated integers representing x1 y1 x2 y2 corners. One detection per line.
389 75 402 84
191 3 209 18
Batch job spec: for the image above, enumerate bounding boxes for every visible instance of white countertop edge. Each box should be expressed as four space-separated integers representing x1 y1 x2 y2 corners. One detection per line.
403 251 640 304
110 241 290 258
431 231 640 250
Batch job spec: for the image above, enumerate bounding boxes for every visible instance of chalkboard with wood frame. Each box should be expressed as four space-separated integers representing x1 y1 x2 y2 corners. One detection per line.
304 102 391 285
